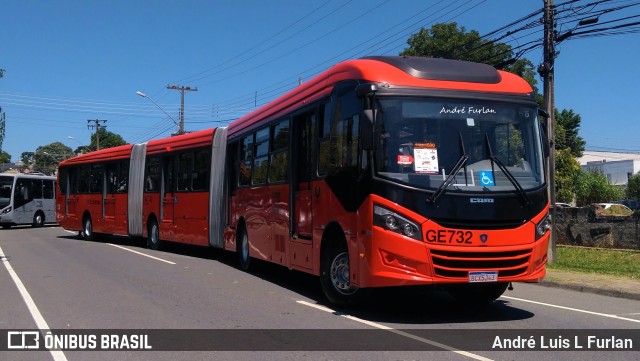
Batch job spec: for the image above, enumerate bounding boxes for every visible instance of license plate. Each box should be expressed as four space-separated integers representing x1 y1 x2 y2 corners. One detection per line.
468 271 498 283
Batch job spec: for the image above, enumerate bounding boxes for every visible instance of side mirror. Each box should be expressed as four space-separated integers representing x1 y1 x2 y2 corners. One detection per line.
538 108 550 118
361 109 375 150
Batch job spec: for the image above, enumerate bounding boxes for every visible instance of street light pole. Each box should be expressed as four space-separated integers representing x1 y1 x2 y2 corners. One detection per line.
136 91 182 135
68 136 90 154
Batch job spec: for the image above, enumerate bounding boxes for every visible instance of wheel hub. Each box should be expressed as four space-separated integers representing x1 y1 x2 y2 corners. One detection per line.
330 252 357 295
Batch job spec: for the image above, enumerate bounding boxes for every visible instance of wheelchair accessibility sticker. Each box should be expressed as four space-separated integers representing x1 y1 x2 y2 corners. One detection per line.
479 171 495 186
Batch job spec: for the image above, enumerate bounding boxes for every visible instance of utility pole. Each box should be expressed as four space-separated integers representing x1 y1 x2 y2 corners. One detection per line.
87 119 107 150
540 0 556 263
167 85 197 135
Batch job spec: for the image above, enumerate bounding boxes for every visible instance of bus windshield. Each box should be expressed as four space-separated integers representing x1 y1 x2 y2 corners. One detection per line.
375 97 545 193
0 175 13 209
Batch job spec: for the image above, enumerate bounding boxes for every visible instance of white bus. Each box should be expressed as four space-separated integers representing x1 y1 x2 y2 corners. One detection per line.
0 173 57 229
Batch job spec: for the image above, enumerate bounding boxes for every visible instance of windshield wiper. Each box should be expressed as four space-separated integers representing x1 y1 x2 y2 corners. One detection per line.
428 132 468 204
484 133 531 207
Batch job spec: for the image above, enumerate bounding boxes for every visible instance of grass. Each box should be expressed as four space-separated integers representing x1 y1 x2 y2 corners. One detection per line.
547 245 640 279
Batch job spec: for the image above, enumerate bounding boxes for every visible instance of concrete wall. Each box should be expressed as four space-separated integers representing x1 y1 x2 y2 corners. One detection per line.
554 206 640 250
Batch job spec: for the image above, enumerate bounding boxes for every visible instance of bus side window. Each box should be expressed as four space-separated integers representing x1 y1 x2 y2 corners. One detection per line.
252 127 269 185
192 149 210 191
43 180 54 199
269 120 289 183
144 157 161 193
32 180 43 199
106 163 118 194
177 152 194 191
89 164 104 194
77 166 90 193
117 160 129 193
239 134 254 186
14 179 31 207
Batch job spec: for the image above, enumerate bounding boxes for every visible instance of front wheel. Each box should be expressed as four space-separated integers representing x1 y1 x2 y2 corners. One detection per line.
447 282 509 306
320 246 370 307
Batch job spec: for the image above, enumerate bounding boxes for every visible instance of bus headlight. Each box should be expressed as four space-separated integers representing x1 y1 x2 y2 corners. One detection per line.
374 205 422 241
535 212 551 240
1 206 11 215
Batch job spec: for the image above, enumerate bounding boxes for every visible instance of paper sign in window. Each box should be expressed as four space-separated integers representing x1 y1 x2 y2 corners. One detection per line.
414 143 439 174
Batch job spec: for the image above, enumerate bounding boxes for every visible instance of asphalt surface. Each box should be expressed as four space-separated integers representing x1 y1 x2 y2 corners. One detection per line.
2 226 640 361
543 268 640 301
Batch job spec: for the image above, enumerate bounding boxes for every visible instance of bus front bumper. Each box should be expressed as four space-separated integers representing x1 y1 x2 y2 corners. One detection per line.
356 227 549 288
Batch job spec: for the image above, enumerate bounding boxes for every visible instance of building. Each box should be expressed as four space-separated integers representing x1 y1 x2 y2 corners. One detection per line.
578 151 640 186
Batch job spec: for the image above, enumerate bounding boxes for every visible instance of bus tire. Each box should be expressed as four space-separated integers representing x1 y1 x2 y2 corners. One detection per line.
147 219 162 251
320 243 370 307
236 226 251 271
32 211 45 228
82 215 95 242
447 282 509 306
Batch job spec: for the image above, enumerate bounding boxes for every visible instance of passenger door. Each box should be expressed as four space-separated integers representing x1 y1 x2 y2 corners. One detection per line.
13 178 34 224
292 111 315 239
161 156 175 226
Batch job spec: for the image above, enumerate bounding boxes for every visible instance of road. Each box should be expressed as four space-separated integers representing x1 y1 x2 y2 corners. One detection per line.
1 226 638 361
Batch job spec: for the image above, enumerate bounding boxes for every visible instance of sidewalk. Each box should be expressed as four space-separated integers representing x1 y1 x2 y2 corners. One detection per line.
542 268 640 301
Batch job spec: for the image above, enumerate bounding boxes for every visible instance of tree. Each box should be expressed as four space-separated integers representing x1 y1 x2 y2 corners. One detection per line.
0 150 11 163
555 109 586 158
21 151 34 168
400 22 539 94
555 148 581 203
89 128 126 151
33 142 74 175
574 169 623 206
626 173 640 200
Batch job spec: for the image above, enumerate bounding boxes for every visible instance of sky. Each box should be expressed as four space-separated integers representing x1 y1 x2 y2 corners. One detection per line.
1 0 639 162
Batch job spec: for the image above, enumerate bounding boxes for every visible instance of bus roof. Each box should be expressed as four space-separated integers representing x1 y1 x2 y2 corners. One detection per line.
58 128 220 168
58 143 133 167
228 56 533 137
146 128 217 155
0 173 56 180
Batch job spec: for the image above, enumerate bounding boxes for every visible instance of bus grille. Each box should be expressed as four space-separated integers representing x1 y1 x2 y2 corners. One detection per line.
430 249 531 278
432 218 527 230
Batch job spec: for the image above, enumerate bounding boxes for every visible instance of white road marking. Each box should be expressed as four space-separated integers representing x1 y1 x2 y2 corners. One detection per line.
107 243 176 265
0 246 68 361
501 296 640 323
296 300 494 361
63 230 77 234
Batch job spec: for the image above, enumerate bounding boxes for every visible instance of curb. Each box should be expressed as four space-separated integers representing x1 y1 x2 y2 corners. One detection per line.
540 278 640 301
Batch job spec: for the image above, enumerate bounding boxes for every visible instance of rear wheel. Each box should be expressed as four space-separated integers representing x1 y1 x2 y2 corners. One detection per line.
236 227 251 271
32 211 45 228
447 282 509 306
82 216 94 242
147 219 162 250
320 243 370 307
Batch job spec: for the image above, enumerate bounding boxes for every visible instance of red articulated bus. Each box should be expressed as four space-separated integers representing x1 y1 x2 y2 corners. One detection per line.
57 56 550 306
57 128 227 248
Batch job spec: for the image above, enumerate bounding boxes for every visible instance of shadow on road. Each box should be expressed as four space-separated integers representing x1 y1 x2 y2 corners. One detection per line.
56 232 535 325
